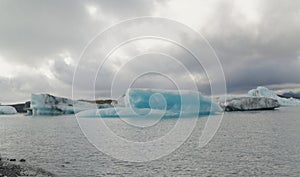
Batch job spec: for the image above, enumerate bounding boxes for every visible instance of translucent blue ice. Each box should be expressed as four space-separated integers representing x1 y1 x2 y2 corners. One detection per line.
124 89 221 114
77 88 222 118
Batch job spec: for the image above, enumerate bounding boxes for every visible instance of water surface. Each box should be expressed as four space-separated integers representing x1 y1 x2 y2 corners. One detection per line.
1 107 299 176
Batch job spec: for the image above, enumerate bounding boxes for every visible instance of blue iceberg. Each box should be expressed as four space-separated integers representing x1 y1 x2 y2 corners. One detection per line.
76 88 222 118
124 89 221 114
76 108 174 118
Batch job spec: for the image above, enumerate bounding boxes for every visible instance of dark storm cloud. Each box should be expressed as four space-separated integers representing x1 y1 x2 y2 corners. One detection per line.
200 0 300 92
0 0 156 65
0 0 300 103
0 0 158 102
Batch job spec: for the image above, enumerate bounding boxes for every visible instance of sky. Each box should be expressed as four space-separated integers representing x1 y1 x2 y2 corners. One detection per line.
0 0 300 103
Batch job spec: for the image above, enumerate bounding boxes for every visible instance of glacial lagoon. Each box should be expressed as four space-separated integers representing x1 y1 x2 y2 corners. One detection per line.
1 107 300 176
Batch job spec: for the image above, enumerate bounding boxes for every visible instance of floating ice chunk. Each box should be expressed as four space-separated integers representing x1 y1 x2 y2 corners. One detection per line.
31 94 74 116
30 94 96 116
124 88 222 115
77 89 222 118
0 106 17 114
76 107 176 118
76 107 212 118
248 87 300 106
219 97 280 111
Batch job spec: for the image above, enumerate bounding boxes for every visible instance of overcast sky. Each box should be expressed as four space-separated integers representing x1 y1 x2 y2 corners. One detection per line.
0 0 300 103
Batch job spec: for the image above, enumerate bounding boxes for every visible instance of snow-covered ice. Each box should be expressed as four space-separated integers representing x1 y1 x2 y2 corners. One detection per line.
248 87 300 106
219 97 280 111
218 86 300 111
0 106 17 114
31 94 96 116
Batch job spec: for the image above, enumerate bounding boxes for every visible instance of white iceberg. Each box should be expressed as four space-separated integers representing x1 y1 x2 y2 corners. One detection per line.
219 97 280 111
248 87 300 106
0 106 17 114
30 94 97 116
77 88 222 118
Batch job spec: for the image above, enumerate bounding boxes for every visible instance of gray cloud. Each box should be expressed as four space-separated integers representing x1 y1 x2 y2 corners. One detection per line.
0 0 159 103
0 0 156 65
201 0 300 92
0 0 300 103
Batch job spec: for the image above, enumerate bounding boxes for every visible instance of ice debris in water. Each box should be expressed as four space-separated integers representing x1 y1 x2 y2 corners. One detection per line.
0 106 17 114
30 94 96 116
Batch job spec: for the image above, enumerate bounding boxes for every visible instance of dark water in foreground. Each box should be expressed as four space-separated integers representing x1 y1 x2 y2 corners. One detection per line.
1 107 300 176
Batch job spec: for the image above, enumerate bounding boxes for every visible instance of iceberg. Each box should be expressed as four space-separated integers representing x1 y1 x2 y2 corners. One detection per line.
248 87 300 106
0 106 17 114
219 97 280 111
30 94 98 116
124 89 222 114
77 88 222 118
76 108 178 118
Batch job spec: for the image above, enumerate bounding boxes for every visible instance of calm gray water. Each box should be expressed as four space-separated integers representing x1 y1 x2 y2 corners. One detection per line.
1 107 300 176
